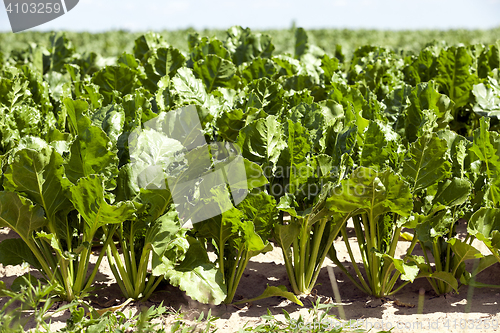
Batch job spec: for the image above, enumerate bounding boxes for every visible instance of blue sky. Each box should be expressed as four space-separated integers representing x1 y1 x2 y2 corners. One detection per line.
1 0 500 32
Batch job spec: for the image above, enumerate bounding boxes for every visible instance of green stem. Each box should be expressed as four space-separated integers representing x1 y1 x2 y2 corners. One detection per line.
118 225 134 285
432 240 445 293
304 218 327 288
386 270 401 294
380 261 395 295
109 239 135 297
388 280 410 296
142 276 164 301
328 247 371 294
83 225 119 292
282 246 300 295
340 225 371 294
72 244 91 300
106 247 128 297
292 235 301 290
368 213 380 296
133 245 152 299
388 225 401 260
218 240 225 281
128 224 138 284
226 250 250 303
227 244 243 300
298 219 310 292
353 217 370 281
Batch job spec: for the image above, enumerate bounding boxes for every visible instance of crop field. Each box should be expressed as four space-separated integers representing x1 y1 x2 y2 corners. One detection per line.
0 27 500 332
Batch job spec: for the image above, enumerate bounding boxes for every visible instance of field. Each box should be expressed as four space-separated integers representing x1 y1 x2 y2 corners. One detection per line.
1 26 500 332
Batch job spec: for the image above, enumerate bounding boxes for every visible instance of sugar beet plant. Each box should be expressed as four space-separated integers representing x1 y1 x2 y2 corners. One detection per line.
0 27 500 306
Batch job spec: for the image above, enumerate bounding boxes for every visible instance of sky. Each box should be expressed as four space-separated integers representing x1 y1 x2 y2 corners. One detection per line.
1 0 500 32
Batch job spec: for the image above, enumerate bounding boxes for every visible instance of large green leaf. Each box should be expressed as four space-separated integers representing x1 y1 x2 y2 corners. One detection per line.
91 65 138 105
146 208 180 257
234 191 278 247
449 238 483 265
4 146 71 236
163 238 226 305
193 55 240 92
238 78 285 115
170 67 211 107
0 191 46 241
65 125 119 189
0 238 41 269
236 115 286 168
225 26 274 66
188 34 230 63
469 118 500 206
241 58 277 85
327 167 412 220
468 208 500 252
360 121 394 170
63 98 91 137
233 284 303 306
286 120 315 196
401 134 451 192
435 46 478 110
68 175 136 240
472 81 500 119
433 177 471 207
143 46 186 92
133 32 167 62
403 82 454 142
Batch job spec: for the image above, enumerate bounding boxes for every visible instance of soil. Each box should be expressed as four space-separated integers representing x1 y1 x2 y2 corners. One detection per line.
1 225 500 333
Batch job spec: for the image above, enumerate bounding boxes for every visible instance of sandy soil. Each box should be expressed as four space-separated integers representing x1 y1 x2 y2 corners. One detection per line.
1 226 500 333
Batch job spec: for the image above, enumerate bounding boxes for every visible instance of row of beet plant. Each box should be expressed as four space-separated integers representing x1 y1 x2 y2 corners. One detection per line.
0 27 500 306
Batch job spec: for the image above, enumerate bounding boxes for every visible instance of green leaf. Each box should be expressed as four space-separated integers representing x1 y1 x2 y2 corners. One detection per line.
188 35 230 63
225 26 274 66
164 238 227 305
4 146 72 236
327 167 413 220
193 55 240 92
133 32 167 62
449 238 483 263
470 118 500 206
0 238 40 269
239 78 285 115
146 208 180 257
63 98 91 137
286 120 315 195
468 208 500 252
472 82 500 118
415 211 454 243
0 191 47 241
241 58 277 85
44 32 75 73
381 254 419 282
435 46 479 110
143 46 186 92
65 125 119 189
433 178 471 207
417 271 458 292
68 175 137 240
402 134 451 192
92 66 138 105
233 284 303 306
360 121 393 170
320 54 339 85
236 115 286 167
403 82 454 142
91 104 126 145
170 67 210 107
274 223 301 250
